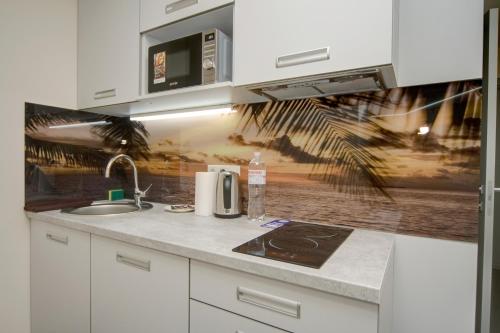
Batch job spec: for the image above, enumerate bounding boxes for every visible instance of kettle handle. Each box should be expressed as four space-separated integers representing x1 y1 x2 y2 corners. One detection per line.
223 174 232 209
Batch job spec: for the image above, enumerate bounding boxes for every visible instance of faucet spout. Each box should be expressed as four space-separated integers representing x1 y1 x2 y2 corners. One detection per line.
105 154 147 208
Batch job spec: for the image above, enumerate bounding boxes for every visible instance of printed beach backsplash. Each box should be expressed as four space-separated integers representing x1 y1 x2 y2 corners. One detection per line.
25 80 482 242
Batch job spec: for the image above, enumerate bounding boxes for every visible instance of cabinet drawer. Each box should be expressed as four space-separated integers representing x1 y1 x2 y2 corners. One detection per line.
140 0 232 32
190 260 378 333
190 300 289 333
91 235 189 333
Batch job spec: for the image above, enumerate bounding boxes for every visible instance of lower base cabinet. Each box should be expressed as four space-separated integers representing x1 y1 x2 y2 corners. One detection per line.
31 221 90 333
30 220 390 333
190 300 289 333
191 260 381 333
91 235 189 333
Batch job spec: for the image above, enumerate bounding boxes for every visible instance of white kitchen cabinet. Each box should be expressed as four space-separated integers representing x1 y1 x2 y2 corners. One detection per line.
190 300 289 333
31 221 90 333
234 0 482 89
396 0 483 86
233 0 394 87
91 235 189 333
78 0 140 109
140 0 233 32
191 260 381 333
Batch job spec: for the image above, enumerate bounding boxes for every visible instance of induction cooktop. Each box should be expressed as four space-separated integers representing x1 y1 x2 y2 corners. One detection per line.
232 221 353 269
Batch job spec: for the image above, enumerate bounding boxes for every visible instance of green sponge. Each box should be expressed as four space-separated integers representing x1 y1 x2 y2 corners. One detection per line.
108 189 125 201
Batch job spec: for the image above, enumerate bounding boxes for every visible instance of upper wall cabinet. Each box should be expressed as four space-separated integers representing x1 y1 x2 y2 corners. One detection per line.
233 0 395 88
233 0 482 91
78 0 140 109
396 0 483 87
141 0 233 32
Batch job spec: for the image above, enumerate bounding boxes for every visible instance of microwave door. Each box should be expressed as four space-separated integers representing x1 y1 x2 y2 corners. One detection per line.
148 33 203 93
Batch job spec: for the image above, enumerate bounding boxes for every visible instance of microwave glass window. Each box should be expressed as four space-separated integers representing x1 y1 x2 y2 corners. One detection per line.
153 51 166 84
166 49 191 79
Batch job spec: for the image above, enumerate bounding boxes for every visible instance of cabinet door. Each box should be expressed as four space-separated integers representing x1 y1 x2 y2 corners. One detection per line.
190 300 289 333
233 0 393 86
31 221 90 333
78 0 140 109
91 235 189 333
396 0 482 86
140 0 232 32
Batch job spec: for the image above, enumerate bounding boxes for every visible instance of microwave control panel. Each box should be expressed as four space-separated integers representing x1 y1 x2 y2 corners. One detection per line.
202 31 217 85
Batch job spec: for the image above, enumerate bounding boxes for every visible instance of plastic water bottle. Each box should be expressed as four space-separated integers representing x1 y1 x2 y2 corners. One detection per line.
247 152 266 221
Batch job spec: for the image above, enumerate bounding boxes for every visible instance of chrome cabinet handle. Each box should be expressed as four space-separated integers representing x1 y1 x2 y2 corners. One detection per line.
94 88 116 100
165 0 197 14
116 253 151 271
236 286 301 318
46 233 68 245
276 47 330 68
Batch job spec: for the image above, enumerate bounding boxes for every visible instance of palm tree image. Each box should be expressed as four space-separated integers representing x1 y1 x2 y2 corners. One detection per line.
236 96 404 199
25 80 482 241
25 103 151 206
235 81 481 200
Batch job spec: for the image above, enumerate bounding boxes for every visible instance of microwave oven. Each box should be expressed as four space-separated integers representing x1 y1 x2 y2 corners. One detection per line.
148 29 232 93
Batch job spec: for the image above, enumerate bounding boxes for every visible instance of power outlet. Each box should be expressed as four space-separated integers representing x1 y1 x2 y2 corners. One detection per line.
207 164 241 175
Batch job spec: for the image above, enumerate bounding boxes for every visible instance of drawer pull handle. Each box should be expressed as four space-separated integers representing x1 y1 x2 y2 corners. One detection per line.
276 47 330 68
94 89 116 100
46 233 68 245
165 0 198 14
236 286 301 318
116 253 151 271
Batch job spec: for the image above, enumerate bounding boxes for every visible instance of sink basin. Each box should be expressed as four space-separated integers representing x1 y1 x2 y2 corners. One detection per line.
61 202 153 216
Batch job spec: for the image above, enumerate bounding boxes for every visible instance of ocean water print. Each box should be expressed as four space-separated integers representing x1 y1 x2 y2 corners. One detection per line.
25 80 482 241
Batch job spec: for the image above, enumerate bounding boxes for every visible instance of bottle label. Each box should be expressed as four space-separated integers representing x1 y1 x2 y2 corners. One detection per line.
248 170 266 185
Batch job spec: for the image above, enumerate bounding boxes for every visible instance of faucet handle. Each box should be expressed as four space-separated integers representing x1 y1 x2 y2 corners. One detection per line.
139 184 153 197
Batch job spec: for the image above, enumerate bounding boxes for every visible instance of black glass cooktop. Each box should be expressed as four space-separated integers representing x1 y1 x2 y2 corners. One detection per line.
233 222 353 269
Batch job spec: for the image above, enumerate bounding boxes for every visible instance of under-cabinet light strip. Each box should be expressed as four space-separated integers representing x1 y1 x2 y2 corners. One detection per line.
130 106 236 122
49 120 110 129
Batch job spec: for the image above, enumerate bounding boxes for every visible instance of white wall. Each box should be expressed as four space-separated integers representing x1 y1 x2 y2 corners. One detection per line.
393 235 478 333
0 1 77 332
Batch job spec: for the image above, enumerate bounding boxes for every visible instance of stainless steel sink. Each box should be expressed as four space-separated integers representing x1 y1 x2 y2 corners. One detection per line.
61 202 153 216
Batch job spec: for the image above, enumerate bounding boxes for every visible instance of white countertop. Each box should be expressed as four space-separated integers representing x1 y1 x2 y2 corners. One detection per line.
26 203 394 304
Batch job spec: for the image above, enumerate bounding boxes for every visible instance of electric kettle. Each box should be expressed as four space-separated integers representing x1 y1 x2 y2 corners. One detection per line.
214 170 241 218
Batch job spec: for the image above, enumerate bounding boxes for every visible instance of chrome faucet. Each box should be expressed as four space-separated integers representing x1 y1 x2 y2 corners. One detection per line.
105 154 150 208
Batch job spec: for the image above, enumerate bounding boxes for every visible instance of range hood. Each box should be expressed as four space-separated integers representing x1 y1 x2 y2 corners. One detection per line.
247 66 397 101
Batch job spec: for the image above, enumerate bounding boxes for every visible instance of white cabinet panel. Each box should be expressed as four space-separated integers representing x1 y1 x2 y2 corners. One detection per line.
31 221 90 333
78 0 140 109
190 300 289 333
191 260 379 333
396 0 483 86
91 235 189 333
233 0 393 87
141 0 233 32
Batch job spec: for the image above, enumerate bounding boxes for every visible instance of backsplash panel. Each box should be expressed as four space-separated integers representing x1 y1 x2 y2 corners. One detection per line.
25 80 482 241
